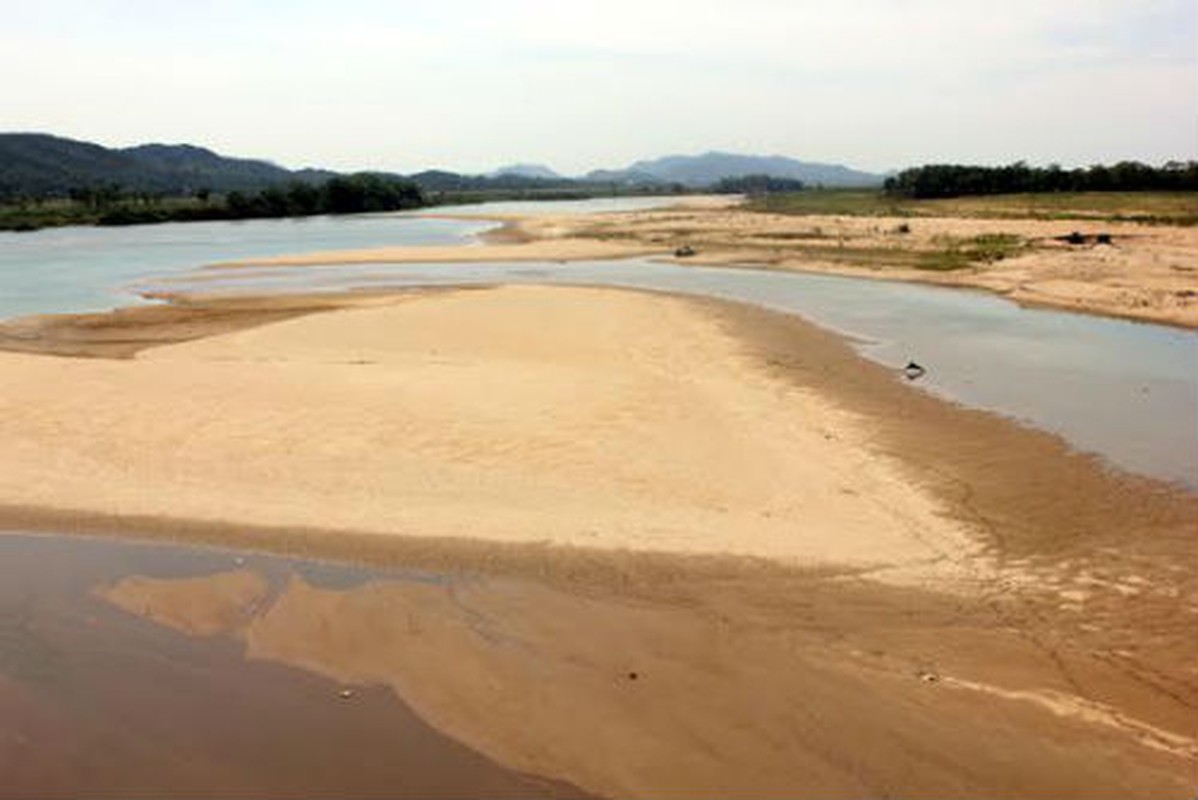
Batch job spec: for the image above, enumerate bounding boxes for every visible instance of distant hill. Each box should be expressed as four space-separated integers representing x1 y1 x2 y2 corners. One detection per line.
0 133 331 199
489 163 562 180
410 168 580 194
1 133 886 203
408 169 478 192
121 143 336 189
583 167 667 186
594 152 883 188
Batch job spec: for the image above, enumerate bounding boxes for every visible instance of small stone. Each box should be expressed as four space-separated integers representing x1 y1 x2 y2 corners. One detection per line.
339 688 355 699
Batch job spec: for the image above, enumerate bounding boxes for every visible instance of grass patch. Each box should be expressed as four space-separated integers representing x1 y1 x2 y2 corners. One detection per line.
0 199 98 231
748 190 912 217
747 190 1198 225
918 192 1198 224
755 233 1028 272
920 233 1027 270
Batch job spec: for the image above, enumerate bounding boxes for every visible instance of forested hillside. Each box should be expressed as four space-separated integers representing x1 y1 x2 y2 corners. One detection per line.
0 133 327 200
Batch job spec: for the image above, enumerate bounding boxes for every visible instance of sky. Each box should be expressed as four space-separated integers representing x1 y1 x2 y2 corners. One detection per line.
3 0 1195 175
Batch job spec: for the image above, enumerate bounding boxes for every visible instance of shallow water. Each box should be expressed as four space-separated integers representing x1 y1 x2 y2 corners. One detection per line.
0 214 493 318
3 201 1195 489
0 530 586 797
0 196 685 319
149 257 1198 492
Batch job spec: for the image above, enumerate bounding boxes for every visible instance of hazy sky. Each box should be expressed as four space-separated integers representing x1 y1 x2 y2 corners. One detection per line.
4 0 1195 175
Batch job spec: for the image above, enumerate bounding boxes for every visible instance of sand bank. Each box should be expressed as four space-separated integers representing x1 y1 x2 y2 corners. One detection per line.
223 204 1198 327
0 286 974 580
2 285 1195 796
208 237 662 269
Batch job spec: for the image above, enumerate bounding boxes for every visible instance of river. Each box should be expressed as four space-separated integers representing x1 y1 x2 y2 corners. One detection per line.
3 199 1195 490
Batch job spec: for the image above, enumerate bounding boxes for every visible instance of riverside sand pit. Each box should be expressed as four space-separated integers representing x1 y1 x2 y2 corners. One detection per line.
1 285 1195 797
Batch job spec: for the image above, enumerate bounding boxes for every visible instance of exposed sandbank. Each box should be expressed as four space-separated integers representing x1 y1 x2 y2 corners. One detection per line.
2 285 1195 797
207 237 662 269
217 202 1198 327
0 286 974 577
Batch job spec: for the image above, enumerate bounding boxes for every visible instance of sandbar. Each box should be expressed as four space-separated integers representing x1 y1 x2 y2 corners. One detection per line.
0 286 971 576
219 202 1198 327
1 285 1195 797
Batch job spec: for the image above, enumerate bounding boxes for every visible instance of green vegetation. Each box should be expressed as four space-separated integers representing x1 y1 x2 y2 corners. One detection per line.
0 133 327 200
0 174 425 231
921 234 1027 271
743 233 1027 273
748 190 912 217
748 189 1198 225
711 174 805 195
916 191 1198 224
0 132 693 232
885 161 1198 198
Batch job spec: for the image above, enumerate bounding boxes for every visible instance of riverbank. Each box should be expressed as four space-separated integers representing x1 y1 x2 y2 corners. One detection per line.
218 201 1198 327
1 284 1194 796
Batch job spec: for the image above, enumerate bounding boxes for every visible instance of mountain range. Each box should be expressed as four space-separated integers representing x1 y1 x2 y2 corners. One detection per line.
0 133 336 198
0 133 884 200
484 153 882 187
604 152 882 188
489 163 566 181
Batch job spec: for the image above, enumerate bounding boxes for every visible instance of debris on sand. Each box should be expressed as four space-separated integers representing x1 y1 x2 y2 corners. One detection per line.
1055 231 1115 246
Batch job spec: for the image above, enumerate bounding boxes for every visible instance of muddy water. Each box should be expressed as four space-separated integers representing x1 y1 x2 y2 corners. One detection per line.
3 528 1193 799
0 531 587 798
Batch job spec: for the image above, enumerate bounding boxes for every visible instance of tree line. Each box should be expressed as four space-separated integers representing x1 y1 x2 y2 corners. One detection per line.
711 174 806 195
93 173 425 226
884 161 1198 199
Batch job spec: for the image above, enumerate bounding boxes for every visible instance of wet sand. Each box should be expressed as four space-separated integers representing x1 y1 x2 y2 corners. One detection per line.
1 286 1196 797
0 533 586 798
99 547 1195 799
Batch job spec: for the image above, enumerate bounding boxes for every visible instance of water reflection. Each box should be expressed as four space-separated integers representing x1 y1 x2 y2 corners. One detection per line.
0 532 585 797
